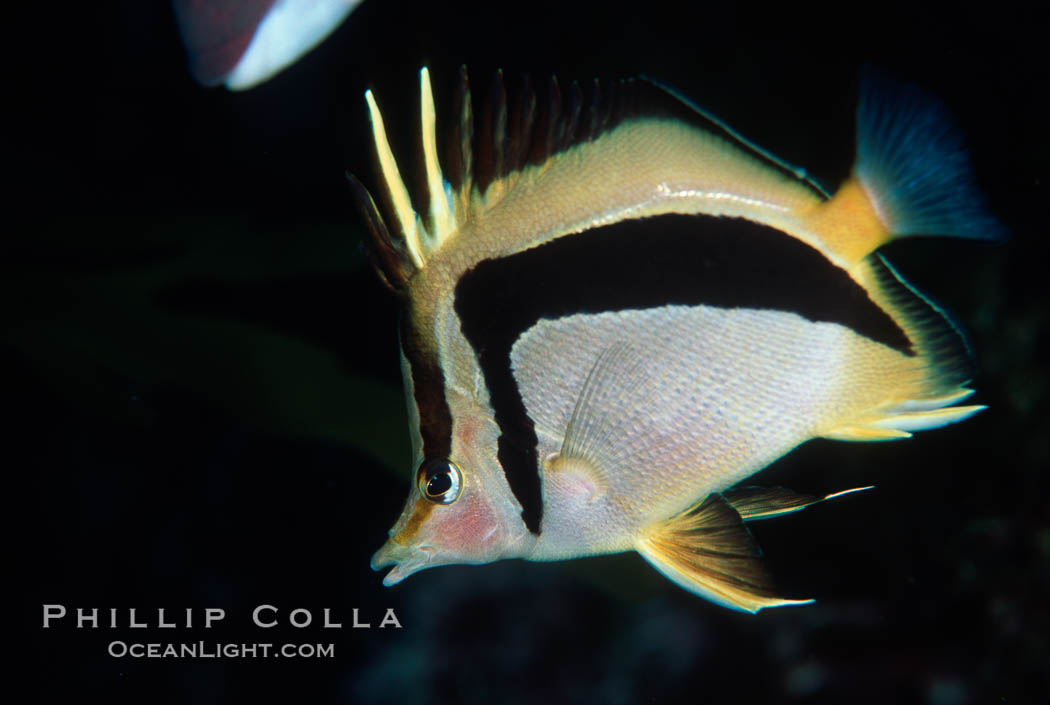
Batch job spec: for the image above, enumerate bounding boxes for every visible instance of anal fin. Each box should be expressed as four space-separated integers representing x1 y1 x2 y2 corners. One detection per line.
635 494 812 613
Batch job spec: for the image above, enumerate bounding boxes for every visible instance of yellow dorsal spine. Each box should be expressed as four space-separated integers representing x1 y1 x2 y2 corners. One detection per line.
365 89 425 269
419 68 455 242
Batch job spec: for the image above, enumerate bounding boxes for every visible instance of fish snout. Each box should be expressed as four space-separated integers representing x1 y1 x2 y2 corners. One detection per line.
370 539 432 586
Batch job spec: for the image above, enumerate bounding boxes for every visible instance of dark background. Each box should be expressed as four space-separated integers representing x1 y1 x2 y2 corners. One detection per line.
14 1 1047 703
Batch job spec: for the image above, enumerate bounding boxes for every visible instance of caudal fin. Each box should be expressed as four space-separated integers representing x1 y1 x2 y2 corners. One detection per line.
854 68 1007 242
807 70 1000 442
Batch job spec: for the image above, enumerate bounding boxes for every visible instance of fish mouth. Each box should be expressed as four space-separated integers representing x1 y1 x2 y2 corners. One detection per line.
370 539 433 586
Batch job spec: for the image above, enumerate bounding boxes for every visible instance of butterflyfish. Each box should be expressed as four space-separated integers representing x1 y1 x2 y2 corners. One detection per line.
173 0 363 90
351 67 1004 611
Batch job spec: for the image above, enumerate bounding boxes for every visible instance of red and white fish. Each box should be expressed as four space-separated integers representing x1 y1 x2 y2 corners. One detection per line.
174 0 362 90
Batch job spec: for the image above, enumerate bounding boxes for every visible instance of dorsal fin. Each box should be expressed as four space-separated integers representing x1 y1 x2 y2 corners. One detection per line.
350 66 829 290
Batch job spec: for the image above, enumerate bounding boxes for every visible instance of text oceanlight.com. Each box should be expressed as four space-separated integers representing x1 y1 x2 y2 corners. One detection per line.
107 641 335 659
41 604 402 660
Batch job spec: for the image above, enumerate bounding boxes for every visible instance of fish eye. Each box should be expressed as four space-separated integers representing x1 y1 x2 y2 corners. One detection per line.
416 459 462 504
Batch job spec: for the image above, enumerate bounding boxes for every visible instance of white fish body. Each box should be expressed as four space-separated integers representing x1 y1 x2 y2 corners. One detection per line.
353 67 1003 611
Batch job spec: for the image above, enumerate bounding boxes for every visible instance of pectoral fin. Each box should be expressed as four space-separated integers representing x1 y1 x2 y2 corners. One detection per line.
548 341 656 490
635 494 813 612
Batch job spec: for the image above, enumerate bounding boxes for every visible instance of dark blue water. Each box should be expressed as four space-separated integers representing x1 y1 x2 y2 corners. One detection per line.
15 1 1046 703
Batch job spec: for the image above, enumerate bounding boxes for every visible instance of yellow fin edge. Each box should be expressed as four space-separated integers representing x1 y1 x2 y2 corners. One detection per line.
822 404 985 441
724 485 874 521
635 494 812 613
